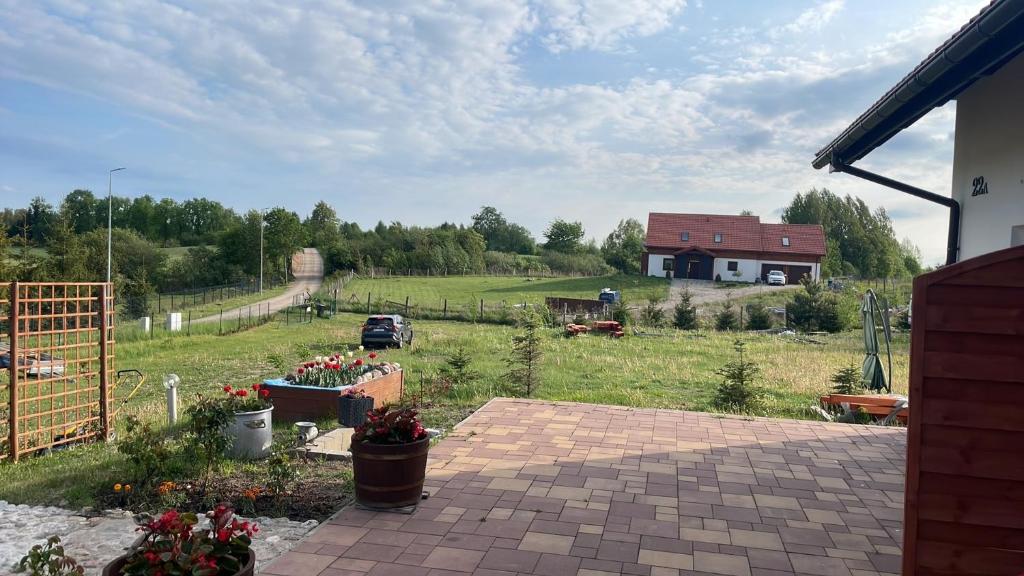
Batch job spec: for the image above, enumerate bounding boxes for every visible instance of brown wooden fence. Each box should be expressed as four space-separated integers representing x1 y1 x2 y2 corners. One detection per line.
902 245 1024 575
0 282 115 461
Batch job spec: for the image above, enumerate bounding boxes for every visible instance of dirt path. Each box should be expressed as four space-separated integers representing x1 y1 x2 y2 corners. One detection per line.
193 248 323 324
661 278 798 310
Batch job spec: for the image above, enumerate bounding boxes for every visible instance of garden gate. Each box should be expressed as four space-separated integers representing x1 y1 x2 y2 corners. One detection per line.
0 282 116 461
902 245 1024 575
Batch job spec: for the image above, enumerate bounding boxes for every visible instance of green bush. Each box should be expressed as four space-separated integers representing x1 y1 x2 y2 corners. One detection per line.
184 396 233 483
14 536 83 576
439 346 479 389
713 340 760 410
788 277 851 333
117 416 172 489
673 290 698 330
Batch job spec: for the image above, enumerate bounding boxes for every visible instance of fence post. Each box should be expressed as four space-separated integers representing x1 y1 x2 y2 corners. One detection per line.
158 293 161 314
9 282 19 461
367 293 371 315
480 299 484 317
219 308 223 335
187 310 192 336
443 298 447 319
405 296 410 315
98 283 111 442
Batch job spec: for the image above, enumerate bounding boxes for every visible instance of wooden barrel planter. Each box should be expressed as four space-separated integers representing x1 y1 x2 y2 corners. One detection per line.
262 370 404 422
102 551 255 576
351 436 429 509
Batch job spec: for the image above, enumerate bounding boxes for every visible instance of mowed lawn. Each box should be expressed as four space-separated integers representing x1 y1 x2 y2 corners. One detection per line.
339 274 669 309
0 311 908 507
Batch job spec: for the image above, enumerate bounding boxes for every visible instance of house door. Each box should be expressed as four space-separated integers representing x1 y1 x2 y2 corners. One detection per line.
687 259 701 279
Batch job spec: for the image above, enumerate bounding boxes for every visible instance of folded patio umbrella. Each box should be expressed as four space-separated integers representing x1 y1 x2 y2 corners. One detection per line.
861 291 891 393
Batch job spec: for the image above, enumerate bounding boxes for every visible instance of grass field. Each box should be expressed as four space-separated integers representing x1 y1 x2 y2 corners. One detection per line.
0 310 907 507
339 274 669 310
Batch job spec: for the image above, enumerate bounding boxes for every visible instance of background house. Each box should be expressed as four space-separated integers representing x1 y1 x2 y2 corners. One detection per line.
641 213 825 284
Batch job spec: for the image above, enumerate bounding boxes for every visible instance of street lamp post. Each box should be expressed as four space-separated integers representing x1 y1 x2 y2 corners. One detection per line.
259 208 270 293
107 167 126 283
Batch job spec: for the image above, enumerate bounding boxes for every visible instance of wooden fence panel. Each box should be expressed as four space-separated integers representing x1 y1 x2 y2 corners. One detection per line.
904 245 1024 575
0 282 115 461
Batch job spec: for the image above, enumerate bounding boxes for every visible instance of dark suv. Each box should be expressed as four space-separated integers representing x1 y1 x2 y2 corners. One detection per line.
360 314 414 349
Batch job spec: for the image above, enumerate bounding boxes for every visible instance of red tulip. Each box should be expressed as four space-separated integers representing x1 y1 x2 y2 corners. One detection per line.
251 383 260 391
354 358 364 366
260 389 271 398
368 352 377 359
223 385 232 393
237 389 248 397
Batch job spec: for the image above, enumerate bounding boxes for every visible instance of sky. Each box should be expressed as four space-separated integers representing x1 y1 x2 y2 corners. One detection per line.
0 0 989 264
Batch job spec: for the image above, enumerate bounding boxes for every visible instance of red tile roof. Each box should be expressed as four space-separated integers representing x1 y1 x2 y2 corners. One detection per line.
644 212 826 257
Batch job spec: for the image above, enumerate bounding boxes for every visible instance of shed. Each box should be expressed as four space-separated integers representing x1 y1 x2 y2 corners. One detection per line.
902 244 1024 575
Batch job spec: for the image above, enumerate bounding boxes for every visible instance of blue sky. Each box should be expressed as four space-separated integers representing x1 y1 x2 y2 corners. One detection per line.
0 0 988 263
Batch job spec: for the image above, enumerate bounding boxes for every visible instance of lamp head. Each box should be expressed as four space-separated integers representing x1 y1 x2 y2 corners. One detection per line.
163 374 180 390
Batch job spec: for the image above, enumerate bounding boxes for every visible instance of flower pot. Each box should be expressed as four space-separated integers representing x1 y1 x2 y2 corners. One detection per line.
102 550 255 576
227 406 273 460
262 370 404 422
350 436 429 509
338 396 375 427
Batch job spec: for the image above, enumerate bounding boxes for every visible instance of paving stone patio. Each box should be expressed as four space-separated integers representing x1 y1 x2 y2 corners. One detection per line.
263 398 906 576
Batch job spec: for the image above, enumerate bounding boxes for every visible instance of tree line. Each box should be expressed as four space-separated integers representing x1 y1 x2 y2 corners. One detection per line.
1 187 922 298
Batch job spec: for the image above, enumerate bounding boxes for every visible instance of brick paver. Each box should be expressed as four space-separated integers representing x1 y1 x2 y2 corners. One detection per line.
263 398 906 575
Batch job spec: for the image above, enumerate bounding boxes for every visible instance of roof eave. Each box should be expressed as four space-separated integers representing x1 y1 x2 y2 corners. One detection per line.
812 0 1024 170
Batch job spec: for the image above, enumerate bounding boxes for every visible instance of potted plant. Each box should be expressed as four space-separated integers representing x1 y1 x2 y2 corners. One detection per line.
222 384 273 460
350 407 430 509
102 505 257 576
338 388 374 427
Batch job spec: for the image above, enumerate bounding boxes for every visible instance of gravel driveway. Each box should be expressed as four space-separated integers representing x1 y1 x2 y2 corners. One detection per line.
661 278 798 310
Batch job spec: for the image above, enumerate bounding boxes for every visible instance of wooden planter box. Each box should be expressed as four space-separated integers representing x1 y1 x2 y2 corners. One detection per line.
263 369 404 423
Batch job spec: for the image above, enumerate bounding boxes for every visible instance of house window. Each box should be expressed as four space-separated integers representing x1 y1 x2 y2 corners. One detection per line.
727 261 738 272
662 258 674 271
782 236 790 247
714 233 723 243
681 231 689 241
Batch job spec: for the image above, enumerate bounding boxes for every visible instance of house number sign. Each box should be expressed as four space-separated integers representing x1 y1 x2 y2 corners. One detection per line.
971 176 989 196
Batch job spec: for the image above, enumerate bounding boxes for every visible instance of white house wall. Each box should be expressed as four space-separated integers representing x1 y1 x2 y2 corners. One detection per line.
646 254 674 277
648 253 820 282
951 52 1024 260
712 258 759 282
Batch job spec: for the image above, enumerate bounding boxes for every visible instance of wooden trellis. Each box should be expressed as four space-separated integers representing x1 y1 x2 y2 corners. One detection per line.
0 282 115 461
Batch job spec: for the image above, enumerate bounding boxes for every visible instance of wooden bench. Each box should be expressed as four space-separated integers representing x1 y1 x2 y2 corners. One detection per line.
819 393 908 422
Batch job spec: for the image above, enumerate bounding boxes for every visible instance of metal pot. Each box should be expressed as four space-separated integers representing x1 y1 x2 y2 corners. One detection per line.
227 406 273 460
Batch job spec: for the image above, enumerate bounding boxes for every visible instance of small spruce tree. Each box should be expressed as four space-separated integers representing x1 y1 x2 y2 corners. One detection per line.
505 310 544 396
673 290 699 330
714 340 760 410
439 346 479 388
715 301 739 331
745 303 772 330
611 298 630 326
830 364 863 395
640 297 667 327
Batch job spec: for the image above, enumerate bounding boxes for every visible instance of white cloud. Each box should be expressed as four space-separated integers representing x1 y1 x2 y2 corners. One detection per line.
535 0 687 52
773 0 844 37
0 0 990 265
